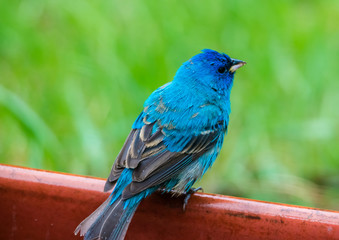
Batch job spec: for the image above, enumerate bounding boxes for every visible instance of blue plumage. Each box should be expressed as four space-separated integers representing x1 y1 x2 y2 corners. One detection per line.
75 49 245 240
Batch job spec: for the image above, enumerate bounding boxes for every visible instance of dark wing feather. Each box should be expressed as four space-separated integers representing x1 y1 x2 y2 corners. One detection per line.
122 129 219 199
123 154 193 199
104 122 165 192
104 114 224 197
104 130 137 192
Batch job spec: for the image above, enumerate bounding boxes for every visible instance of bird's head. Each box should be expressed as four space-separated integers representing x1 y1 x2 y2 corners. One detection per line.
174 49 246 94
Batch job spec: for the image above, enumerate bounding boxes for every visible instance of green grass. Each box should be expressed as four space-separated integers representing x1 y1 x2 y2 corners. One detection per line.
1 0 339 210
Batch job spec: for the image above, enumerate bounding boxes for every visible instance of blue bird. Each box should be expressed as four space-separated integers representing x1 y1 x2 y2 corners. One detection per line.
75 49 246 240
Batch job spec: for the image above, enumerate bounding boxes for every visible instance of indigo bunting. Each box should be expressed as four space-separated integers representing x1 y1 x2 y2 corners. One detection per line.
75 49 246 240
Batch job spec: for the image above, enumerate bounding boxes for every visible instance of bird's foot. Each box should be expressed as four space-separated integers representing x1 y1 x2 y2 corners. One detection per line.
183 187 204 212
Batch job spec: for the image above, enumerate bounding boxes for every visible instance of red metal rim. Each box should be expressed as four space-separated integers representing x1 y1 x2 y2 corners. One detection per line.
1 164 339 240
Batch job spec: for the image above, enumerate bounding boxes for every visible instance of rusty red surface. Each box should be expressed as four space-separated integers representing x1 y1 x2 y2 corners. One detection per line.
0 164 339 240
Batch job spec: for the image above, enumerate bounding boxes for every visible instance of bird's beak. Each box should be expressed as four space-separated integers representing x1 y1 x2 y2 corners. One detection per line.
229 59 246 73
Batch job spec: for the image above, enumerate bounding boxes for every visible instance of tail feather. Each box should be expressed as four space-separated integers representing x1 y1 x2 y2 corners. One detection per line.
75 195 140 240
75 195 113 237
75 169 139 240
109 203 139 240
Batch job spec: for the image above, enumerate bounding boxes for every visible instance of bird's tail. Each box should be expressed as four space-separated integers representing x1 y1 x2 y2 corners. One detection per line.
75 194 139 240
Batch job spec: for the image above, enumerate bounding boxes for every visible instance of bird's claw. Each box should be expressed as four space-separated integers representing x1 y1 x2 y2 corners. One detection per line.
183 187 204 211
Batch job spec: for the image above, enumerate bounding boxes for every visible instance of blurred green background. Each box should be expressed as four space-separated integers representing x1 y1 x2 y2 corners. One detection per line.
1 0 339 210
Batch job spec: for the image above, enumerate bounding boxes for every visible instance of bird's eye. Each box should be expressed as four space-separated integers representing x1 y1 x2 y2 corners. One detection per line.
218 66 226 73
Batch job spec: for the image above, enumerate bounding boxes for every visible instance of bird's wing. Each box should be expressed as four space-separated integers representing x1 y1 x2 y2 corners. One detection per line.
104 111 225 199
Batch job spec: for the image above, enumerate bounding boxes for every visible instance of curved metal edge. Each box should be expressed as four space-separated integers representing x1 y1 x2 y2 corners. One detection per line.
0 164 339 240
